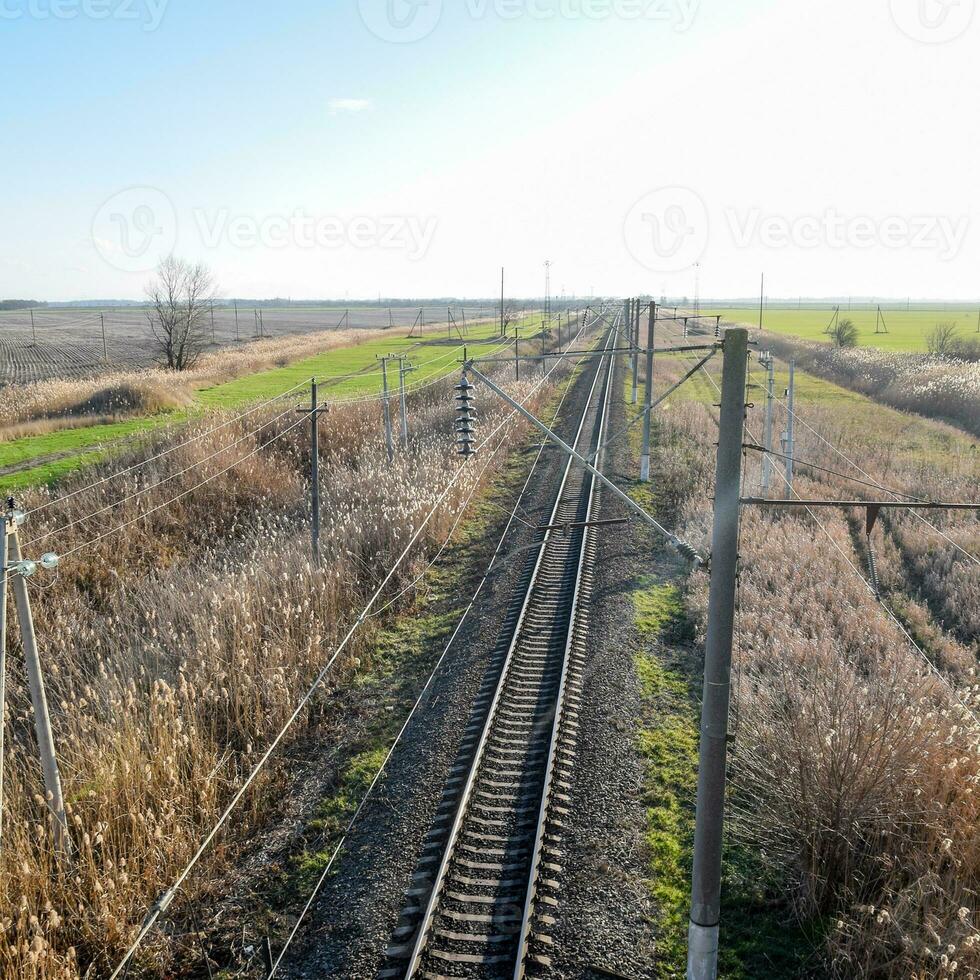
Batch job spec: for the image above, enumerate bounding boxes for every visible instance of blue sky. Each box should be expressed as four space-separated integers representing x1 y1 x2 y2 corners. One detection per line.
2 0 978 301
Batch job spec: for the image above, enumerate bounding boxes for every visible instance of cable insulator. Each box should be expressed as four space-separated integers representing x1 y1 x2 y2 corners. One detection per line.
674 538 703 565
455 374 477 457
866 537 881 597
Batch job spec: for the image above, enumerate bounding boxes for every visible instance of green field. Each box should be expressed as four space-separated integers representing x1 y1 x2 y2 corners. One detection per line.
718 307 980 352
0 316 550 494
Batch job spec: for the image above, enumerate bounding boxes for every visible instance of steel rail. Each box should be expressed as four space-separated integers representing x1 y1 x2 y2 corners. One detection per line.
513 316 616 978
396 326 617 979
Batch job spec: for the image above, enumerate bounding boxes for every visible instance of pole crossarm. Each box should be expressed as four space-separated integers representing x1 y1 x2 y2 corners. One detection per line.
465 364 707 566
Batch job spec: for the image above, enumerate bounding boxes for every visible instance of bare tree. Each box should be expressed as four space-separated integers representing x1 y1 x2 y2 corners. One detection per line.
145 256 217 370
926 321 959 356
830 317 859 348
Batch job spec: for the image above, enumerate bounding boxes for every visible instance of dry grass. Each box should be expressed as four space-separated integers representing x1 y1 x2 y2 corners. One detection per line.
759 333 980 438
652 349 980 978
0 328 388 436
0 354 571 978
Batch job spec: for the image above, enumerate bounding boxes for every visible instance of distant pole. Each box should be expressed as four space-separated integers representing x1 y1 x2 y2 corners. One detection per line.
624 297 632 371
312 380 321 565
29 309 36 345
631 299 640 405
758 273 765 331
782 359 796 498
100 313 108 362
234 302 240 341
8 530 70 860
640 302 657 482
389 306 393 329
761 352 775 496
380 357 394 463
501 267 505 337
398 356 413 448
260 310 265 338
687 328 748 980
210 304 215 344
515 328 520 382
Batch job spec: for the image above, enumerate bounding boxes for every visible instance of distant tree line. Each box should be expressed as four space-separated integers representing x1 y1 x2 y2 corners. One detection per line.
0 300 48 311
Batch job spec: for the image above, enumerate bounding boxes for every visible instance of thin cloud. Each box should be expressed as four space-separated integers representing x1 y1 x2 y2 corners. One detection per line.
328 98 372 116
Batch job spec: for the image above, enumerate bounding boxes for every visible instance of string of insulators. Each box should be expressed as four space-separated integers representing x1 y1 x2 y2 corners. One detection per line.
866 536 881 597
455 375 477 457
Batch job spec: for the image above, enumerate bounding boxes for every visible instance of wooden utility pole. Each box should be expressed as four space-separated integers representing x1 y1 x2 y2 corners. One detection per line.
688 327 748 980
7 528 70 860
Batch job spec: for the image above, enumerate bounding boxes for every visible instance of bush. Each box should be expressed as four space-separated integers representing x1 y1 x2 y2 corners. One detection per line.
831 318 859 348
928 322 961 357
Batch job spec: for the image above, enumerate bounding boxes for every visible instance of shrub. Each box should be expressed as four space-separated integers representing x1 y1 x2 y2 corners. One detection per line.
831 318 859 348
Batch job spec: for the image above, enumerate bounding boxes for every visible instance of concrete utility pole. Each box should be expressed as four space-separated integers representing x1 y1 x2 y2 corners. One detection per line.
782 359 796 498
7 527 70 860
640 302 656 482
234 301 240 341
380 356 395 463
296 380 328 566
500 267 505 337
514 327 520 382
760 352 775 496
631 299 641 405
29 309 36 345
688 327 748 980
100 313 108 363
210 303 215 344
758 273 765 331
398 356 415 448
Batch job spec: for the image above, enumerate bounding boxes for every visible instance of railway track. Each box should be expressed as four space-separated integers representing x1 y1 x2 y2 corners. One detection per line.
382 325 618 979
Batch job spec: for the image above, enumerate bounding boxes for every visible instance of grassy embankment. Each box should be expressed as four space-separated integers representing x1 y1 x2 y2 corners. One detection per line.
0 316 546 493
718 307 980 352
